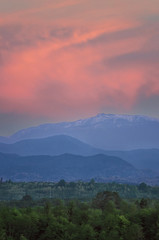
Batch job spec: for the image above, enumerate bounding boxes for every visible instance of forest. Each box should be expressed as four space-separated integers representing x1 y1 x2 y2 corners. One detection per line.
0 181 159 239
0 190 159 240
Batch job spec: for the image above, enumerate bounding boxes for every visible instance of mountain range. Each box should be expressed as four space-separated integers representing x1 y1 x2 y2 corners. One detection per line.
1 113 159 150
0 135 104 156
0 152 147 183
0 113 159 183
0 134 159 173
105 149 159 172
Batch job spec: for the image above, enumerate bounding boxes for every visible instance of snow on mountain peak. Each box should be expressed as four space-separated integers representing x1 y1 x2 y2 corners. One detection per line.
93 113 159 122
1 113 159 146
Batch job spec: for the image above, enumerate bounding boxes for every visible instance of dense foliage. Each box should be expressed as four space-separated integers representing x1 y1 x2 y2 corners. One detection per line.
1 180 159 201
0 190 159 240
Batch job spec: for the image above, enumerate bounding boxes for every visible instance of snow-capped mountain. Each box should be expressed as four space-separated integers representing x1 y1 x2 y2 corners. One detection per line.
1 113 159 150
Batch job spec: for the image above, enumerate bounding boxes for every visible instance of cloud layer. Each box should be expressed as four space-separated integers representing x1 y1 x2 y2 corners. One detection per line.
0 0 159 134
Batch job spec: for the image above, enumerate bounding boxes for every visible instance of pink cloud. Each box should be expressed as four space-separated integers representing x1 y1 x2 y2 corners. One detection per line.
0 0 159 122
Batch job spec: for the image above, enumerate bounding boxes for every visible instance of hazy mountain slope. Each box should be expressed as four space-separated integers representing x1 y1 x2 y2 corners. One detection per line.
0 152 143 182
105 149 159 172
1 113 159 150
0 136 9 144
0 135 105 156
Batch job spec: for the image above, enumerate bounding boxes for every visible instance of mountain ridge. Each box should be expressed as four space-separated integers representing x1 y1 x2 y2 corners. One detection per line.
0 152 148 183
105 148 159 173
1 113 159 150
0 135 106 156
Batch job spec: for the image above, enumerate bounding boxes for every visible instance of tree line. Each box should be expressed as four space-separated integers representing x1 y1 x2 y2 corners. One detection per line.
1 180 159 201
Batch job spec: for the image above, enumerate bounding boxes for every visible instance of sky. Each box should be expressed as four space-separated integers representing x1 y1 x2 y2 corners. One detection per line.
0 0 159 135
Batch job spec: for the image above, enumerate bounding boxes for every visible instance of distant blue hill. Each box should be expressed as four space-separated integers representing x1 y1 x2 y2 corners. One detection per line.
0 152 147 183
1 113 159 150
105 149 159 173
1 133 159 174
0 135 105 156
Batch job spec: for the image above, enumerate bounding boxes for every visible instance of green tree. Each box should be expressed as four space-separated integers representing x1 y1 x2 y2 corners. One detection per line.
57 179 66 187
92 191 121 211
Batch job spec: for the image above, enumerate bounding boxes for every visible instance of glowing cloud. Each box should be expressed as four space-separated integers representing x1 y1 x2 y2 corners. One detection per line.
0 0 159 134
